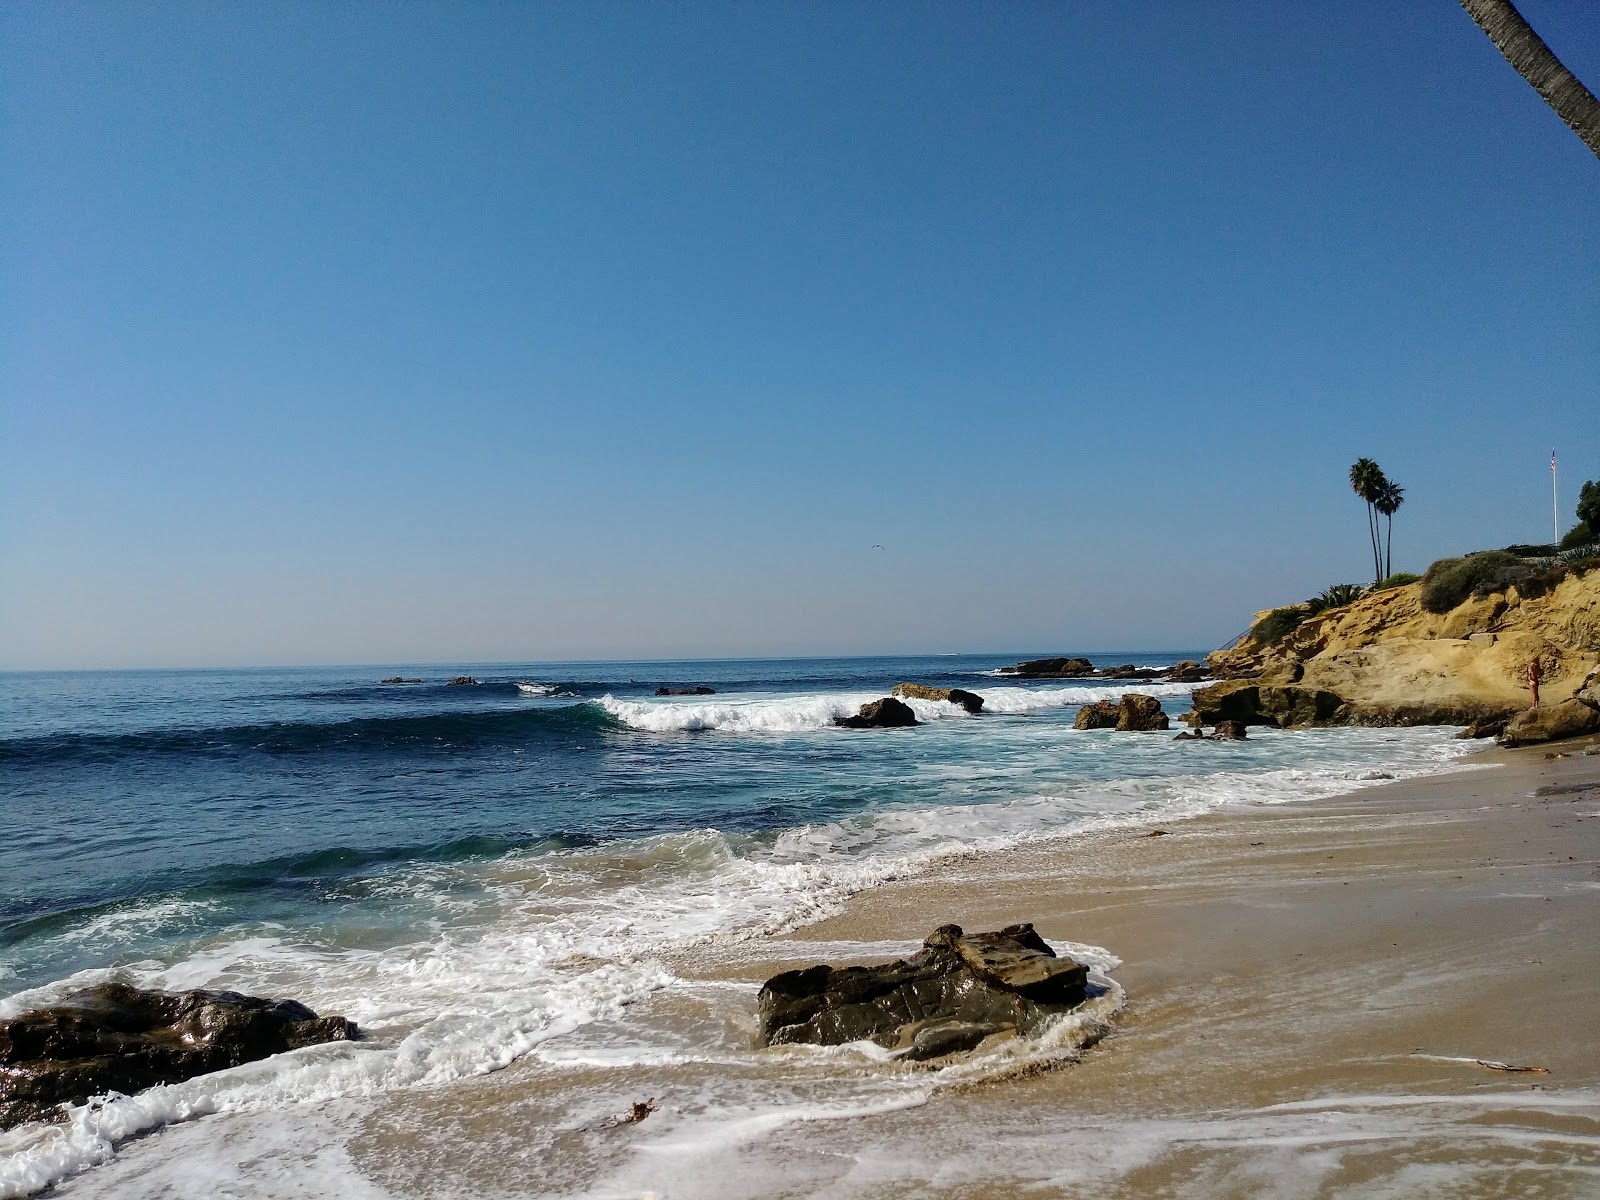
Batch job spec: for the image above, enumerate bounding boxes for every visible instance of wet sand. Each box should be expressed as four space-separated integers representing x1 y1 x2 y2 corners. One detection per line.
57 739 1600 1198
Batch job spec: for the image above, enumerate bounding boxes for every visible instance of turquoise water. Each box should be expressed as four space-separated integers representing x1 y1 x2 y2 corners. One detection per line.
0 654 1478 1197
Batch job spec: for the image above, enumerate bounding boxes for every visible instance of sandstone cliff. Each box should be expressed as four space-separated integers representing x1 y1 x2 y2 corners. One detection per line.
1204 569 1600 738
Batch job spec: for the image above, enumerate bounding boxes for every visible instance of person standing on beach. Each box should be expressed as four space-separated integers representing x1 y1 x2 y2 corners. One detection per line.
1528 659 1542 708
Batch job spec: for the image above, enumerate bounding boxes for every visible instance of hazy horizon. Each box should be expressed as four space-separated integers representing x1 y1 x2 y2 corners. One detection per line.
4 1 1595 672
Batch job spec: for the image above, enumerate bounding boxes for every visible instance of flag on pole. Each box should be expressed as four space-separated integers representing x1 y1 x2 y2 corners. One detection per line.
1552 449 1558 476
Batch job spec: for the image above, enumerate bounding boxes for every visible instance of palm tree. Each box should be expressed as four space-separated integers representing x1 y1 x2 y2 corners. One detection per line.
1458 0 1600 160
1375 479 1405 580
1349 459 1387 586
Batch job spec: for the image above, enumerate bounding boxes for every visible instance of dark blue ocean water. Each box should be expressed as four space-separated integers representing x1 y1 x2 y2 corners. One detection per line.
2 654 1197 990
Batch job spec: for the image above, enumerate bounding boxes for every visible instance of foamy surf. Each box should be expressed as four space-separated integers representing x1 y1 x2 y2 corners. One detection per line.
598 681 1200 733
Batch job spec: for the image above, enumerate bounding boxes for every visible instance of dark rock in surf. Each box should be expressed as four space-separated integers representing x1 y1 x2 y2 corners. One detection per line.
1074 700 1120 730
757 923 1090 1062
890 683 985 713
445 676 478 686
0 983 356 1130
1000 657 1095 678
655 686 717 696
1212 720 1248 740
835 697 919 729
1115 693 1170 732
378 677 423 685
1166 660 1209 683
1098 664 1160 680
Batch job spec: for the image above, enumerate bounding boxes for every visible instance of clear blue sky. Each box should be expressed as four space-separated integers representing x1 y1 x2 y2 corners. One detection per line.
3 1 1596 669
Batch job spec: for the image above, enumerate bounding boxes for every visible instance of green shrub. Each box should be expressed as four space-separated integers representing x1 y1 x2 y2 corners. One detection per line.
1373 572 1421 591
1501 543 1558 557
1561 522 1594 549
1250 606 1308 645
1420 551 1565 614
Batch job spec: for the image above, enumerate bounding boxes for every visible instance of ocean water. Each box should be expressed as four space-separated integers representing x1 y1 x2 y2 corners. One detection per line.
0 654 1481 1198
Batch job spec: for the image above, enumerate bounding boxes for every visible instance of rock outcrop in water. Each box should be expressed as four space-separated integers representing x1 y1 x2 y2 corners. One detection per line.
0 983 357 1129
835 697 919 729
891 683 985 713
1074 695 1169 731
656 686 716 696
1115 693 1170 731
445 676 478 686
757 923 1090 1062
1074 700 1120 729
999 657 1095 678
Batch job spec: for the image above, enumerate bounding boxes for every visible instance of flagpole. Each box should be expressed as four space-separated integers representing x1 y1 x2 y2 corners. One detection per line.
1552 449 1559 544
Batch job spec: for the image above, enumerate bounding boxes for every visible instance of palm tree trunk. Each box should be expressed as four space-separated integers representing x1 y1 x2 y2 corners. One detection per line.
1385 511 1393 579
1367 503 1382 586
1459 0 1600 160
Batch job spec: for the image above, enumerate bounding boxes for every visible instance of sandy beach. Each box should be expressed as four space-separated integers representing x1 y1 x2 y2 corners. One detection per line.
211 735 1595 1200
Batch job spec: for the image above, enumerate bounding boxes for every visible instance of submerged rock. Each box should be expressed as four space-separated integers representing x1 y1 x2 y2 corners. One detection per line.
655 686 717 696
0 983 356 1130
378 677 422 684
1115 693 1170 732
757 923 1090 1061
835 697 919 729
1212 720 1248 740
892 683 985 713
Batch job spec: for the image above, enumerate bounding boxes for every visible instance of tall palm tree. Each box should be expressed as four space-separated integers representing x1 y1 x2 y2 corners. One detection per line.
1375 479 1405 580
1459 0 1600 160
1349 459 1387 586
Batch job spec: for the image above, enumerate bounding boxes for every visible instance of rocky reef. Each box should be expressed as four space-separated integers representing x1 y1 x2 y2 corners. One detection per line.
1199 570 1600 746
757 923 1091 1062
0 983 356 1129
891 682 985 713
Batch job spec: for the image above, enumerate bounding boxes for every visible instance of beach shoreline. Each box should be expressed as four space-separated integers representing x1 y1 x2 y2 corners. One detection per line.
26 730 1600 1199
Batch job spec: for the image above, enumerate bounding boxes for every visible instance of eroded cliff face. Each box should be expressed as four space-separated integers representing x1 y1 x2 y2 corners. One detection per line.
1206 571 1600 718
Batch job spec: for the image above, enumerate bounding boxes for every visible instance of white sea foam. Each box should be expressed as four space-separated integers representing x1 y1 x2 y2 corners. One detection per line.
599 681 1199 734
515 681 555 696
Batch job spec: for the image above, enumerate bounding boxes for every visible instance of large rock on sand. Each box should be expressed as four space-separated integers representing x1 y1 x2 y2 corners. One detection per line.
891 683 984 713
835 697 919 729
1499 699 1600 748
1115 693 1170 731
0 983 356 1129
757 923 1089 1062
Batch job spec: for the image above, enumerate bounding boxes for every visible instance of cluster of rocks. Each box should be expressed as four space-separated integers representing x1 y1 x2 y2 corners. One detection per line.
757 923 1091 1062
656 686 716 696
834 684 986 729
999 658 1208 683
1073 693 1169 732
378 677 423 685
445 676 478 686
0 984 356 1130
